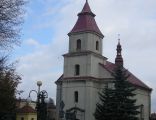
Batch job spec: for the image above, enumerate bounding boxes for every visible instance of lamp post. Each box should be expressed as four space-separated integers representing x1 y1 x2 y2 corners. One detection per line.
28 81 48 120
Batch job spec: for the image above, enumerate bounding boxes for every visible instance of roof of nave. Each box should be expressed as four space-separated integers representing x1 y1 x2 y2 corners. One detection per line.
100 61 152 91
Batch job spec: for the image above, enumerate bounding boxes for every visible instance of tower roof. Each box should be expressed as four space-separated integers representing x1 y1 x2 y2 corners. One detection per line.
100 61 152 91
68 1 104 38
115 38 123 67
17 105 36 113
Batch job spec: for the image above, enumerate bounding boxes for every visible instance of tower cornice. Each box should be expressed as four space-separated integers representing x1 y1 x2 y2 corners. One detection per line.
63 50 107 60
68 30 104 38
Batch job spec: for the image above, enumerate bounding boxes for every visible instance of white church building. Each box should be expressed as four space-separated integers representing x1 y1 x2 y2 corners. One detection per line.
56 1 152 120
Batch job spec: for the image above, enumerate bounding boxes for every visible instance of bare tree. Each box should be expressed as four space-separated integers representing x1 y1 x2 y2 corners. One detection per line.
0 1 26 119
0 56 21 119
0 0 26 49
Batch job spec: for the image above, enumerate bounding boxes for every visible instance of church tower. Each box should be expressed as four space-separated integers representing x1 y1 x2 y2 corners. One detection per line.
56 1 107 120
64 0 106 79
56 1 152 120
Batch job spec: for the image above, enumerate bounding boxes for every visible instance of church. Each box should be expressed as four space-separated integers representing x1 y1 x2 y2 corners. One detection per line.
56 1 152 120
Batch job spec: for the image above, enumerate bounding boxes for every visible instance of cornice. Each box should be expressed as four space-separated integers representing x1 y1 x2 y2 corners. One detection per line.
63 50 107 60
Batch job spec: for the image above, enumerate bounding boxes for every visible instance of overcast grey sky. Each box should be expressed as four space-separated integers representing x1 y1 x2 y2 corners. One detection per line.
14 0 156 112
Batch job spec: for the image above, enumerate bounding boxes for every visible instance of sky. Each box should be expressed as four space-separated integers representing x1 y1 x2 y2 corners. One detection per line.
13 0 156 112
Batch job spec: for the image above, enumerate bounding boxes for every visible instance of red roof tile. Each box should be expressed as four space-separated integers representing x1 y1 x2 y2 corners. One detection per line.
17 105 36 113
100 61 152 91
68 1 104 37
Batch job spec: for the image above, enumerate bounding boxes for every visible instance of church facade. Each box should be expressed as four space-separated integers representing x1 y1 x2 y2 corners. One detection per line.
56 1 152 120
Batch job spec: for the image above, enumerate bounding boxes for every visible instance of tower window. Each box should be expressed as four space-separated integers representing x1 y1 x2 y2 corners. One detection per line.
75 64 80 76
74 91 78 103
96 41 99 50
77 39 81 50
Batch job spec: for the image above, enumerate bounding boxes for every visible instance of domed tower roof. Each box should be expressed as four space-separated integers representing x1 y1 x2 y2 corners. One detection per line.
68 0 104 38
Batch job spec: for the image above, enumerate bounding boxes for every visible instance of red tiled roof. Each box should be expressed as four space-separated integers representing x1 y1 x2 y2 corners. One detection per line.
100 61 152 91
17 105 36 113
68 1 104 37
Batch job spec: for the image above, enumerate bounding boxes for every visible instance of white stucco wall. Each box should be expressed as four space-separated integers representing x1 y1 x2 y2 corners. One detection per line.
69 32 103 55
57 80 100 120
134 88 151 120
64 54 106 78
56 78 151 120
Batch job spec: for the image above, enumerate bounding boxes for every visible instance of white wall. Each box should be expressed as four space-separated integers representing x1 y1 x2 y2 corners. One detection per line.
134 88 151 120
56 79 151 120
69 32 103 55
63 54 106 78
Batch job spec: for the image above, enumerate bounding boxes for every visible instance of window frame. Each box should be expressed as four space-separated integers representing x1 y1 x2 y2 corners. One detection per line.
96 41 99 50
75 64 80 76
74 91 78 103
76 39 81 50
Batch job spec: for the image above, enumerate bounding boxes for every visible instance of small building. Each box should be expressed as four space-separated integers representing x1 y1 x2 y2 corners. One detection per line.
16 98 57 120
16 104 37 120
16 99 36 109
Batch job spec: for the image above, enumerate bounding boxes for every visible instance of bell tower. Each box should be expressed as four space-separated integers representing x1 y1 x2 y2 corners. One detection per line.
63 0 106 78
68 0 104 54
56 1 107 120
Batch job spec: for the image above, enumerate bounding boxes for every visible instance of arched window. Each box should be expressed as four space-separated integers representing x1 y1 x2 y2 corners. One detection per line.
77 39 81 50
74 91 78 103
75 64 80 76
96 41 99 50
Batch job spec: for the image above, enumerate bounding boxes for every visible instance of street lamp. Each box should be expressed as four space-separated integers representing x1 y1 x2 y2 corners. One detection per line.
28 81 48 120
